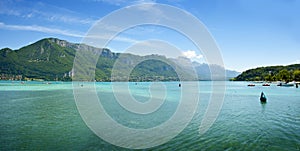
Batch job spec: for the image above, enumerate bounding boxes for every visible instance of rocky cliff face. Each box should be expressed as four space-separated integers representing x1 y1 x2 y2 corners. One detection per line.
49 38 68 47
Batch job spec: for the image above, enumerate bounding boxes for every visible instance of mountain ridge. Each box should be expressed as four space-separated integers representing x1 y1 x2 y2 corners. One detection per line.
0 38 239 81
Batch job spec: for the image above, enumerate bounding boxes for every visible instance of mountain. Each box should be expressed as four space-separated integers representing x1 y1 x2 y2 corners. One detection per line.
0 38 239 81
1 38 77 81
191 62 240 80
233 64 300 82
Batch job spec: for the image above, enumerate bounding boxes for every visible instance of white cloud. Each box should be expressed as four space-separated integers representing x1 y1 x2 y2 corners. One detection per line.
84 33 139 43
94 0 156 6
93 0 128 6
0 22 84 38
0 22 140 45
182 50 203 59
114 36 139 43
0 0 95 25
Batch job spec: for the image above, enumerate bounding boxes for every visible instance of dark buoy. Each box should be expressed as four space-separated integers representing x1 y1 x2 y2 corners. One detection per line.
179 83 181 87
260 92 267 102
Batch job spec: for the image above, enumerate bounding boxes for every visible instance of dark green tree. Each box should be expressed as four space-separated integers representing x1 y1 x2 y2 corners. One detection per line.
264 74 273 81
277 69 291 82
293 70 300 81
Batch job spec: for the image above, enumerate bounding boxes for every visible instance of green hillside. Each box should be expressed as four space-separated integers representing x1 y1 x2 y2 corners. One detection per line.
233 64 300 82
0 38 76 80
0 38 239 81
0 38 184 81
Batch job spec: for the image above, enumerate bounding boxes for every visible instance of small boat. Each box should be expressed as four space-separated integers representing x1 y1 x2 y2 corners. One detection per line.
262 83 270 86
260 92 267 102
248 84 255 86
277 82 294 87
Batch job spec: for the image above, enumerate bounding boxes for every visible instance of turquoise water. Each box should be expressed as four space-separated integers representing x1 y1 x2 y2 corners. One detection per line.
0 81 299 150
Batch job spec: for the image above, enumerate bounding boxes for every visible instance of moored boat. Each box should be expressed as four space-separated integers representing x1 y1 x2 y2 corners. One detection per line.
277 82 294 87
248 84 255 86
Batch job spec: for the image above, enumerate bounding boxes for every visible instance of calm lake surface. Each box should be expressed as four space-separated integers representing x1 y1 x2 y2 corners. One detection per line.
0 81 299 150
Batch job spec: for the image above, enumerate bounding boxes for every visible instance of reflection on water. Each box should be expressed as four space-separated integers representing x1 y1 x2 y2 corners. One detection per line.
261 101 267 113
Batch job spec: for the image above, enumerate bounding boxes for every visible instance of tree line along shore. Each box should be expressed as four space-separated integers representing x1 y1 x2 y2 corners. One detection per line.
232 64 300 82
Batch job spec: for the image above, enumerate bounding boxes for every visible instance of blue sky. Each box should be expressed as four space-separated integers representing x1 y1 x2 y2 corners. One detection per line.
0 0 299 71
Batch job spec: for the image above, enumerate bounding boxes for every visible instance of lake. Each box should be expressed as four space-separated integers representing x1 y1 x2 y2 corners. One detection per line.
0 81 299 150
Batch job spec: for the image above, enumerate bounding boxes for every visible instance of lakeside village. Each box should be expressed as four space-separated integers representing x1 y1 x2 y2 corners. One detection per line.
0 70 73 82
0 70 179 82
